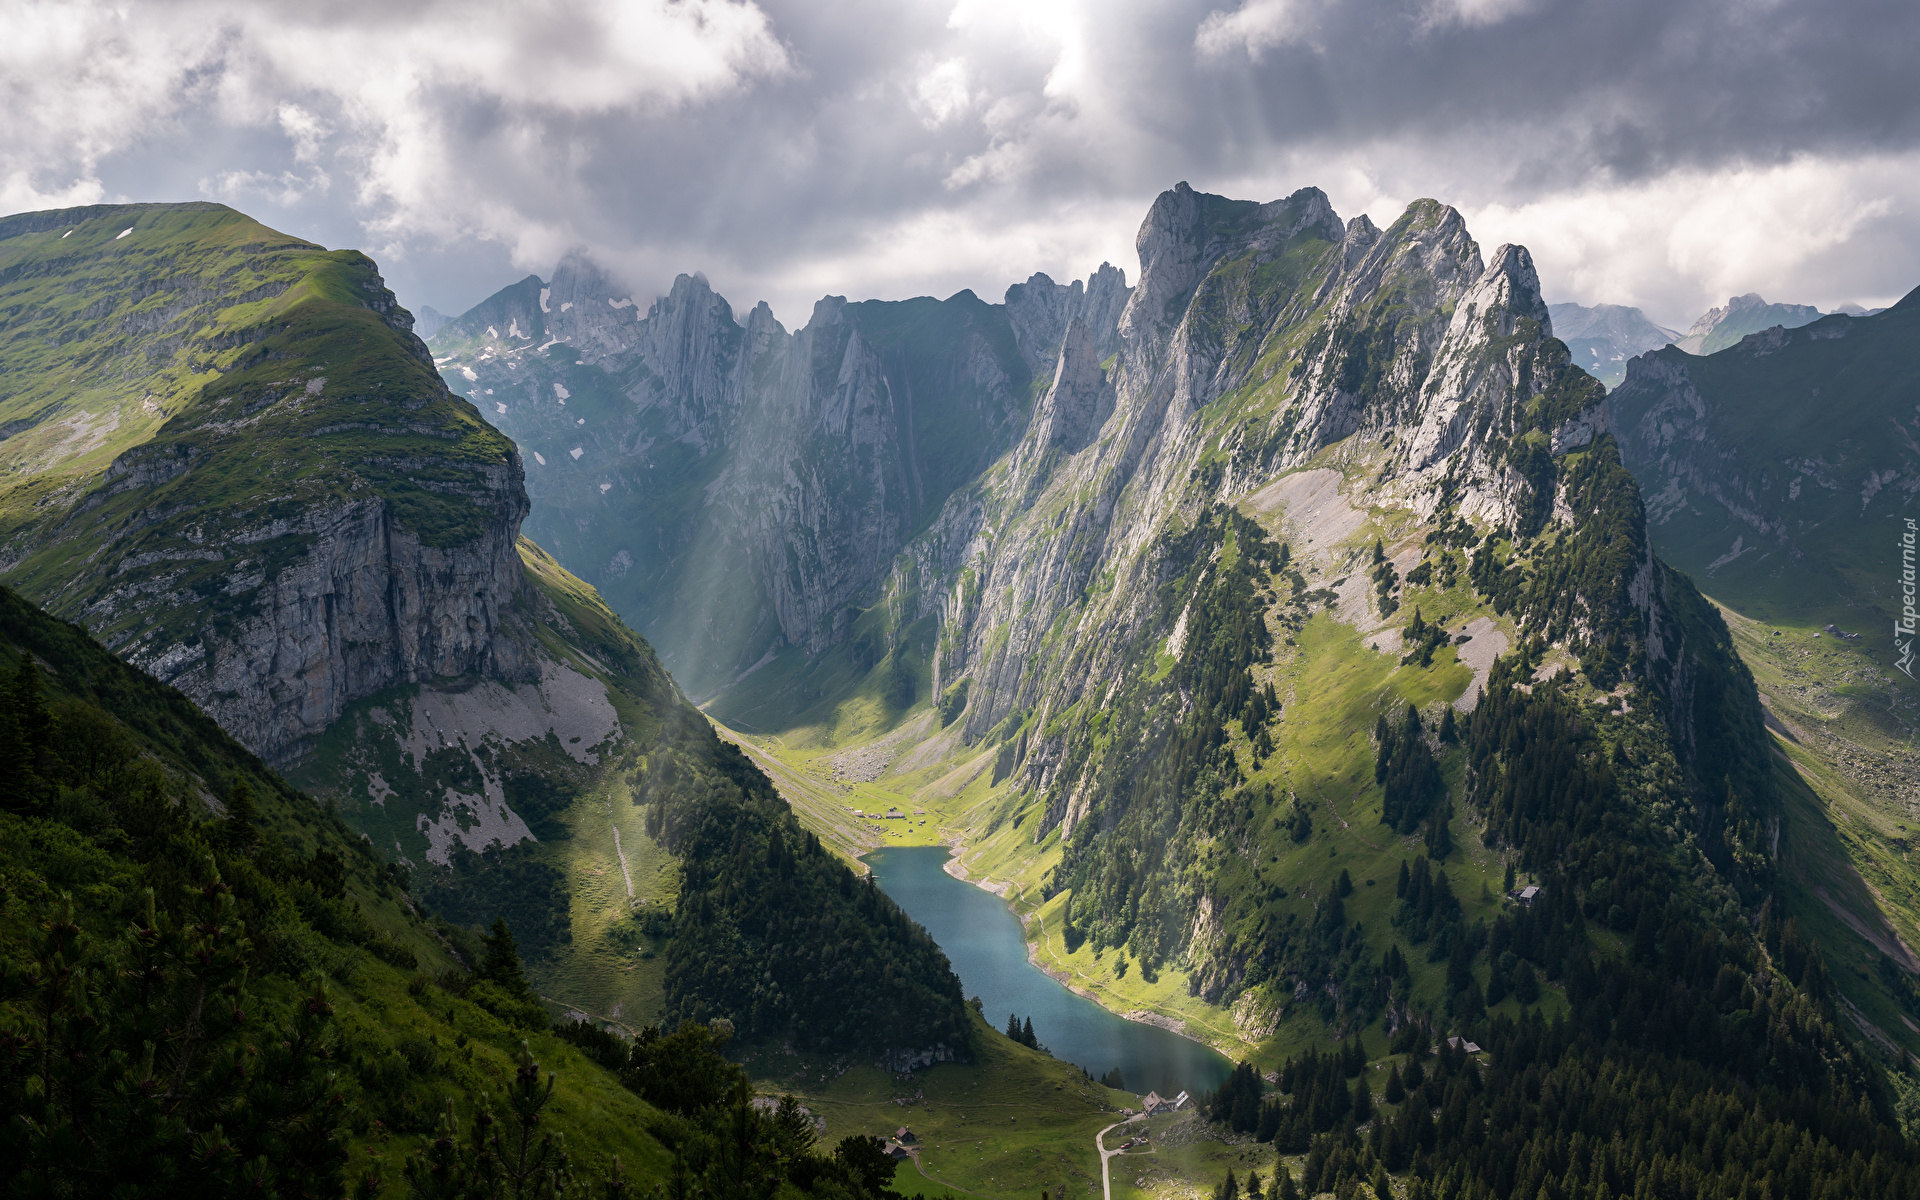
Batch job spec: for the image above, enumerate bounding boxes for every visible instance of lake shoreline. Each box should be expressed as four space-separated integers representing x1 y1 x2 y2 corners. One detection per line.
879 837 1236 1090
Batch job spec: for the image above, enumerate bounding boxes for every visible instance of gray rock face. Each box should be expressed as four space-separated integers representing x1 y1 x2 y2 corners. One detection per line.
128 478 534 764
433 257 1133 697
876 186 1642 825
17 247 543 766
1004 263 1130 373
1028 316 1115 455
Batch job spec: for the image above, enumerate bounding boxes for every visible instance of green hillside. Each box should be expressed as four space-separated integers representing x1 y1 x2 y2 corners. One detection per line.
0 582 677 1195
0 202 517 673
1612 289 1920 634
0 578 1012 1198
0 203 327 510
1611 290 1920 1106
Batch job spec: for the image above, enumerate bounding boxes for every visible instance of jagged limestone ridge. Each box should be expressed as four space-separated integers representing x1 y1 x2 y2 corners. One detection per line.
431 257 1134 697
835 184 1766 861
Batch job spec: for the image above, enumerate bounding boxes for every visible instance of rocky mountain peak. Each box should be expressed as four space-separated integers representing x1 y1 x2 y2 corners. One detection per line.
1122 183 1344 354
542 251 642 362
1004 264 1132 374
1026 314 1116 460
1676 291 1826 355
1454 243 1551 339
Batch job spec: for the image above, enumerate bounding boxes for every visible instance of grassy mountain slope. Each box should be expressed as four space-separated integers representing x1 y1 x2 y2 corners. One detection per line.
0 200 528 764
1610 291 1920 1071
0 580 1044 1200
0 203 326 518
0 200 971 1074
0 582 679 1195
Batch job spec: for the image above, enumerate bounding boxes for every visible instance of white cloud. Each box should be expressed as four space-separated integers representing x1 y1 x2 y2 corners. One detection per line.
1 0 1914 334
1468 152 1916 325
1419 0 1535 32
201 167 330 207
1195 0 1324 59
0 0 789 247
912 58 974 127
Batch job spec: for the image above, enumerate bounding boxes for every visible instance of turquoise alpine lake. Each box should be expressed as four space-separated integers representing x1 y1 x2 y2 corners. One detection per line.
865 845 1234 1098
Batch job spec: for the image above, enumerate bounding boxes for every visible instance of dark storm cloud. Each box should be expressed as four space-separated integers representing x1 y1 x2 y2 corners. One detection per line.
6 0 1917 326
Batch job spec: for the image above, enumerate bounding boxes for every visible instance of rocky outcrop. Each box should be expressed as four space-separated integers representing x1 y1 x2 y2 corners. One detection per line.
5 216 546 765
909 187 1618 759
1004 263 1131 374
107 476 535 763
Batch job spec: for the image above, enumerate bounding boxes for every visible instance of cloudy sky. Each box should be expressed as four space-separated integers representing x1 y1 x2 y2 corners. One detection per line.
6 0 1917 331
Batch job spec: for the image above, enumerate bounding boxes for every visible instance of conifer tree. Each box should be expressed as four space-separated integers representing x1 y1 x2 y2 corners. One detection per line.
483 917 533 1001
222 778 260 852
1275 1164 1300 1200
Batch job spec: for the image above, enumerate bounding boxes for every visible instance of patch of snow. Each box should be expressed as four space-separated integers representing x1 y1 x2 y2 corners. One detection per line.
507 318 525 340
599 482 612 493
533 451 547 466
559 301 573 312
460 366 478 382
61 229 71 238
484 388 493 394
486 325 498 339
116 227 132 239
609 297 634 309
576 417 585 425
552 382 570 401
305 376 325 395
496 402 508 414
569 446 584 460
539 287 551 313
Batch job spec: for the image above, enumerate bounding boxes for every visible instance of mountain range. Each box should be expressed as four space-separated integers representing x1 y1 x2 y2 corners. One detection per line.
3 185 1919 1198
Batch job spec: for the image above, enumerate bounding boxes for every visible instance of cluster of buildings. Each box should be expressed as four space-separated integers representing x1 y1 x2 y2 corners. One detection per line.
1139 1090 1191 1116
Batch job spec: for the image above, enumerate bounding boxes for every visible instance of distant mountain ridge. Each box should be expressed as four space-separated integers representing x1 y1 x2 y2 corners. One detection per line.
1611 288 1920 631
1546 302 1680 388
1676 292 1826 355
431 253 1132 699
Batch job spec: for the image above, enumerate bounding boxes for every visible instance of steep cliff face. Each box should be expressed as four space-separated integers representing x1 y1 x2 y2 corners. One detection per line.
921 187 1629 754
432 256 1133 697
0 204 540 764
